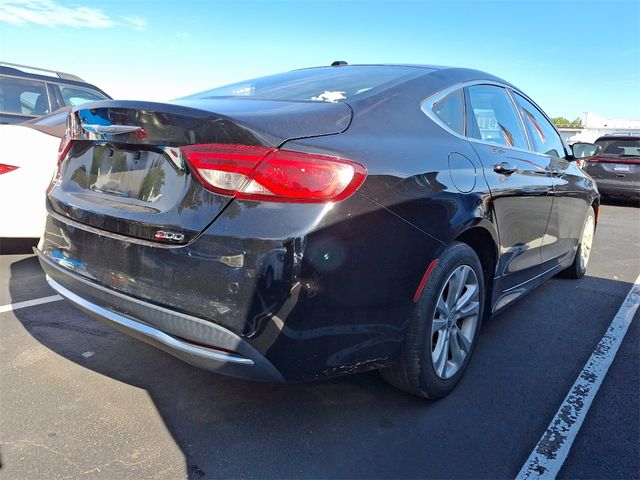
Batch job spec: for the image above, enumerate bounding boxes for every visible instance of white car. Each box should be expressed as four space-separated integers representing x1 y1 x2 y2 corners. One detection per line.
0 109 68 250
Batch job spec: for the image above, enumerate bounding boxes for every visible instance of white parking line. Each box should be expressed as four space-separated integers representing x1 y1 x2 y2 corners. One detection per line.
516 273 640 480
0 295 63 314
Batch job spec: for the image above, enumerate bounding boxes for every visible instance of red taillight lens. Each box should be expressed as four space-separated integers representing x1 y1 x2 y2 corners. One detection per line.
57 134 73 166
0 164 19 175
181 144 367 203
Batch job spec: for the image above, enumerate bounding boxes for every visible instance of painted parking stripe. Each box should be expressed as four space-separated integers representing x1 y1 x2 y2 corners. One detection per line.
516 273 640 479
0 295 63 314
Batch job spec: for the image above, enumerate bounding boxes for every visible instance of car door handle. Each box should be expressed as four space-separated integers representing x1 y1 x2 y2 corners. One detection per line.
494 162 518 175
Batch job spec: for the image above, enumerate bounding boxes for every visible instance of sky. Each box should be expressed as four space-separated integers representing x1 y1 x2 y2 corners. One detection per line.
0 0 638 120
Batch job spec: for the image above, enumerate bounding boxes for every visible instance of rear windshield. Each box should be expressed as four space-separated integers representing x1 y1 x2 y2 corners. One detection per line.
595 138 640 157
181 66 427 103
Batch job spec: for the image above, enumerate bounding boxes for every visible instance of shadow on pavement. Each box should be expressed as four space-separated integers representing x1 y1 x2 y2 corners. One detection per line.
0 237 39 255
7 253 639 479
600 196 640 208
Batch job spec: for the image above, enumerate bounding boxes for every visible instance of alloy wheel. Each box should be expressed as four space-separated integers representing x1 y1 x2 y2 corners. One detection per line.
580 214 595 270
431 265 480 380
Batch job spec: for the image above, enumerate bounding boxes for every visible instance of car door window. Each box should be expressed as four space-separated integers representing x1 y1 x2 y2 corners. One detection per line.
465 85 527 149
0 77 49 115
512 92 565 158
432 89 465 135
58 85 108 106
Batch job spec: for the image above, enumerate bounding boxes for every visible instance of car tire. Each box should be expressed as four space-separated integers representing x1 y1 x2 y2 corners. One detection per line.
380 242 485 399
559 206 595 279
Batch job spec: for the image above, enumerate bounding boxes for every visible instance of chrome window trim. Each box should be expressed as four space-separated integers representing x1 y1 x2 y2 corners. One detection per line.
420 79 567 159
430 87 467 137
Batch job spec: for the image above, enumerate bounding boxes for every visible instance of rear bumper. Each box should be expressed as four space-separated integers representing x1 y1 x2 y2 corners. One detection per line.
596 183 640 198
37 248 284 382
592 178 640 198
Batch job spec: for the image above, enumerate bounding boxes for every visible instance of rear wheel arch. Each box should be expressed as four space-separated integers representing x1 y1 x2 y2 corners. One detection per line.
381 241 486 398
454 225 498 318
591 198 600 226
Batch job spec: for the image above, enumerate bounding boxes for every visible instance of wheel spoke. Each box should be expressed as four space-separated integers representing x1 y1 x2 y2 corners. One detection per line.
432 333 448 377
458 300 479 319
432 318 447 332
449 330 464 366
454 283 478 314
455 327 472 354
446 267 468 309
436 296 450 317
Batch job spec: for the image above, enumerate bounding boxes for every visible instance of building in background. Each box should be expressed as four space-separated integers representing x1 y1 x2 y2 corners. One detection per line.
558 112 640 144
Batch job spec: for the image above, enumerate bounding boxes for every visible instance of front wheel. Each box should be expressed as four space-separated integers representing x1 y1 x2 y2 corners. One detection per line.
380 242 485 399
559 206 595 279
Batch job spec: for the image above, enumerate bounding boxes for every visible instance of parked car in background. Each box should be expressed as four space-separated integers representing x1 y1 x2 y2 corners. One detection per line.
0 108 68 252
37 64 601 399
582 134 640 200
0 62 110 124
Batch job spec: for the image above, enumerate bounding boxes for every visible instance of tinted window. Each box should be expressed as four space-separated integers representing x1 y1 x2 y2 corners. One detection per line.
432 89 465 135
594 138 640 158
0 77 49 115
466 85 527 149
182 66 428 103
513 92 565 158
58 85 107 106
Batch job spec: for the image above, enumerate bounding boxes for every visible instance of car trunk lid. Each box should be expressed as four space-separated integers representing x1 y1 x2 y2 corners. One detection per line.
48 99 351 244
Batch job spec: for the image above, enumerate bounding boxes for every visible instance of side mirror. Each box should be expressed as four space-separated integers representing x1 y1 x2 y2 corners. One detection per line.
571 142 601 160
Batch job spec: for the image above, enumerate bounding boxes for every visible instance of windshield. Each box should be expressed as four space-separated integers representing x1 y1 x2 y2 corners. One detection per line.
595 138 640 157
181 66 428 103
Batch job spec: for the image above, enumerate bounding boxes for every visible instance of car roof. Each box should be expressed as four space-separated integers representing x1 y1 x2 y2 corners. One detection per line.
300 63 514 88
595 135 640 142
0 64 111 98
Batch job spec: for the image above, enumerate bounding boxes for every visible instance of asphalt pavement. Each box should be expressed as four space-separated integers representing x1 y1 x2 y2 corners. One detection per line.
1 202 638 479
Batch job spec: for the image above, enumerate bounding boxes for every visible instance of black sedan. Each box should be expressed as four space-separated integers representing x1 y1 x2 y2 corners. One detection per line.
37 64 600 398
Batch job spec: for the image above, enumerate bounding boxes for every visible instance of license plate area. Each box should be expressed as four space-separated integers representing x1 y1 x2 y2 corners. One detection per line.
90 144 170 202
613 164 630 172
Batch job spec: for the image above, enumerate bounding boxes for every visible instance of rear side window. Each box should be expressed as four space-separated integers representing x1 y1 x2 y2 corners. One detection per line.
594 138 640 158
182 66 428 103
512 92 565 158
432 89 465 135
58 85 107 106
465 85 527 149
0 77 49 115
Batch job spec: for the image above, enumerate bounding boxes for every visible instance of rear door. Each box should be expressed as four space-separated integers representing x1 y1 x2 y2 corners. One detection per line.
465 84 554 291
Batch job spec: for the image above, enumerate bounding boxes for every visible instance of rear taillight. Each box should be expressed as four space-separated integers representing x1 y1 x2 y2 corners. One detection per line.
180 144 366 203
57 134 73 166
0 164 19 175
